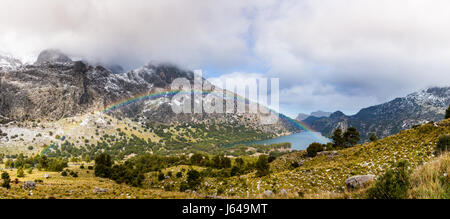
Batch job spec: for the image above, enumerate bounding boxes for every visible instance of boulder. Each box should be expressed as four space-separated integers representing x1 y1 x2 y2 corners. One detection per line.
345 175 375 191
44 173 50 179
280 189 288 197
23 181 36 190
93 187 109 194
263 190 274 198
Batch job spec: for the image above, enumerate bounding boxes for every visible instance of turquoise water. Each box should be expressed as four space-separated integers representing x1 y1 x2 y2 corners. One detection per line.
232 132 331 151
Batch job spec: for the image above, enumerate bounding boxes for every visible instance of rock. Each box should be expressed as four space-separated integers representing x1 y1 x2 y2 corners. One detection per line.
317 151 340 158
345 175 375 191
93 187 109 194
44 173 50 179
263 190 274 198
23 181 36 190
280 189 288 197
35 49 72 64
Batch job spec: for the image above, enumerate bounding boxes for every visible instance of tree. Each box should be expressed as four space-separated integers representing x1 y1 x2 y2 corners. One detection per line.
369 133 378 142
255 155 270 177
366 160 411 199
446 105 450 119
190 153 204 165
235 158 244 168
186 169 201 189
332 128 345 148
94 153 112 178
343 127 360 147
306 143 324 157
1 172 10 189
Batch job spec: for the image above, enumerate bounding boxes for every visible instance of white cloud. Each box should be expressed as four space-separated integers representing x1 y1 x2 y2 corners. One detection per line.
253 0 450 105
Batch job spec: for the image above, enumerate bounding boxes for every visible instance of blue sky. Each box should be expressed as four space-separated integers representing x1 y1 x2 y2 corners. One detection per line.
1 0 450 118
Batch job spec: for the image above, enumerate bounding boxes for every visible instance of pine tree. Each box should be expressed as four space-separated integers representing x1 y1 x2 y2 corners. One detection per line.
344 127 360 147
332 128 345 148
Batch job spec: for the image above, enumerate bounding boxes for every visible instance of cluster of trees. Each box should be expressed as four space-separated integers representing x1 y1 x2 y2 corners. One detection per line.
94 153 183 187
2 154 67 172
331 127 361 149
94 151 273 189
306 127 362 157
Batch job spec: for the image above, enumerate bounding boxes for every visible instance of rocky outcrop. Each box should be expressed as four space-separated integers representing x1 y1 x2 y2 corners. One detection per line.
345 175 375 191
35 49 72 65
23 181 36 190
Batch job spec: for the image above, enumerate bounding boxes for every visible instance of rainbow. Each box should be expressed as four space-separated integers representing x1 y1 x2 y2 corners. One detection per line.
40 135 64 156
102 89 327 141
41 89 328 155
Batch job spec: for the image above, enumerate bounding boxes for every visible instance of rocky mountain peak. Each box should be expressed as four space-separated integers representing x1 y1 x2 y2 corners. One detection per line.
329 111 346 119
35 49 72 65
0 54 22 71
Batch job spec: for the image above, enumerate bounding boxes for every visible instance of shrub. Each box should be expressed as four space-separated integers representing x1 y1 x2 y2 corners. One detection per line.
158 172 165 181
369 133 377 142
307 143 324 157
61 171 68 177
1 172 10 189
176 172 183 178
366 160 411 199
436 135 450 154
17 168 25 178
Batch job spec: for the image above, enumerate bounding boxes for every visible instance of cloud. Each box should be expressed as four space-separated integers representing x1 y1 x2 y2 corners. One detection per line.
0 0 260 69
252 0 450 106
1 0 450 115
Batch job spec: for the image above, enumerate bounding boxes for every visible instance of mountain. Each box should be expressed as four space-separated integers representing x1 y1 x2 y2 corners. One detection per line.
0 54 22 71
311 110 332 118
304 87 450 140
35 49 73 65
0 50 299 154
296 110 332 121
296 113 310 121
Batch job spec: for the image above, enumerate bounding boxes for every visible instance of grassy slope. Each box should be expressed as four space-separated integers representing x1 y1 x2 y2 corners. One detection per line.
0 164 193 199
1 120 448 199
409 152 449 199
172 119 450 198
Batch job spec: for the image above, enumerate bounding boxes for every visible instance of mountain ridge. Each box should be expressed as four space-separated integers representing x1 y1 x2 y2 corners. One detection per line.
303 87 450 140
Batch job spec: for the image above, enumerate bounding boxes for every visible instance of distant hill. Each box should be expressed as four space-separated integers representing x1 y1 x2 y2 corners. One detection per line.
303 87 450 141
296 110 332 121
